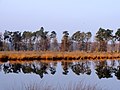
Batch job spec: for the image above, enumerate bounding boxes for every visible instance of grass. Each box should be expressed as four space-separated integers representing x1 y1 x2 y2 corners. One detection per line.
17 81 104 90
0 51 120 62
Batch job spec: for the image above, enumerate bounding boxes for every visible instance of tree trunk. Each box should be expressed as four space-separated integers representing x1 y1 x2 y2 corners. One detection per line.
118 41 120 52
100 41 107 52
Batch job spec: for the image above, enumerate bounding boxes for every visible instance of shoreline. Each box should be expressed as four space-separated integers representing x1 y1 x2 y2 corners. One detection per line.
0 51 120 62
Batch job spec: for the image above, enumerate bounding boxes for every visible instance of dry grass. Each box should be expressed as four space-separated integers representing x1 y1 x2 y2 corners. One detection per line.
20 81 104 90
0 51 120 62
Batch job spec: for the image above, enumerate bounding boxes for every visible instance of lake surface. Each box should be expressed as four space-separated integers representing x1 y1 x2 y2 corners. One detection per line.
0 60 120 90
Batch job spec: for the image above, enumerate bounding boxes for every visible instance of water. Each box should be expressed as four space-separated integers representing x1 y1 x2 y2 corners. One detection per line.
0 60 120 90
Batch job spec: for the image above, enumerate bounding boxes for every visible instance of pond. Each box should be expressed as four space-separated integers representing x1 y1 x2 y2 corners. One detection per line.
0 60 120 90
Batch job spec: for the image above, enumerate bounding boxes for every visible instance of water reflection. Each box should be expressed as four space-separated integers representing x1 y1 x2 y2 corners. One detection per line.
71 61 91 75
3 63 22 74
95 61 113 79
61 61 73 75
1 60 120 80
22 63 49 78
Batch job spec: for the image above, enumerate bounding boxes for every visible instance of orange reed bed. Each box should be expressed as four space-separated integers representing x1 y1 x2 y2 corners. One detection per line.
0 51 120 62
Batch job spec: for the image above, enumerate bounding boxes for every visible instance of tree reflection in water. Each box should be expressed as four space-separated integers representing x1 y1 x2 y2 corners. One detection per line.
71 61 91 75
0 64 2 71
1 60 120 80
49 62 57 75
95 60 113 79
115 66 120 80
114 61 120 80
22 62 49 78
61 61 73 75
3 62 13 74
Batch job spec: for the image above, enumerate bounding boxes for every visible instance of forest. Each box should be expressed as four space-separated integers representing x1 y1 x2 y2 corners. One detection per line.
0 27 120 52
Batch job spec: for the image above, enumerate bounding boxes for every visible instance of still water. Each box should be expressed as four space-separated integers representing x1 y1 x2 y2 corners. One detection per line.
0 60 120 90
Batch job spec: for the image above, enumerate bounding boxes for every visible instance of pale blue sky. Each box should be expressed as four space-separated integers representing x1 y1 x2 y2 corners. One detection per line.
0 0 120 40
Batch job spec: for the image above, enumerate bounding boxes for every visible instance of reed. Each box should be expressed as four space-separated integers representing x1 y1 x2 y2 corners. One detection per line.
0 51 120 62
21 81 103 90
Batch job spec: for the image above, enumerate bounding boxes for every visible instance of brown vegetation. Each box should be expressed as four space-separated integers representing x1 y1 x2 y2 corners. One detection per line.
0 51 120 62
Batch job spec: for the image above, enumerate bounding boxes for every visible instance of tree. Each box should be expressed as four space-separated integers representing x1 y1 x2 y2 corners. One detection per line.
72 31 82 50
36 27 50 51
11 31 22 51
72 31 92 51
95 28 113 52
0 32 3 50
111 35 116 52
22 31 33 51
79 32 86 51
61 31 70 51
50 31 59 51
115 29 120 52
3 30 22 51
85 32 92 51
3 30 13 51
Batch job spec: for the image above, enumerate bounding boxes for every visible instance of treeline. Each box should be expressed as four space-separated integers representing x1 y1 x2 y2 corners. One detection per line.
0 27 120 52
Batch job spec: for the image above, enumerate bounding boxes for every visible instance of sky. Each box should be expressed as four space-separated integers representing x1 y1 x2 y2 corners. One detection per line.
0 0 120 41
